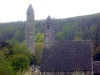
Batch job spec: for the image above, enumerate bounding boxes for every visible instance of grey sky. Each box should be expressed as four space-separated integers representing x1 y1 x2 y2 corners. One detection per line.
0 0 100 22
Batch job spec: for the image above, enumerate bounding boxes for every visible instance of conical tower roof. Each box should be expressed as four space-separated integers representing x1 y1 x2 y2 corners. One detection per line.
45 15 52 24
47 15 51 19
27 4 34 11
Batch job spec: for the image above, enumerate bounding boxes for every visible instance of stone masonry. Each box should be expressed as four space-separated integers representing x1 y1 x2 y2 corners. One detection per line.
26 4 35 53
44 16 55 48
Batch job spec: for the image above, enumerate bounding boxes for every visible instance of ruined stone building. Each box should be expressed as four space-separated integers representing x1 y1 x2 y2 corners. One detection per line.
41 41 93 75
25 4 100 75
26 4 35 53
40 16 93 75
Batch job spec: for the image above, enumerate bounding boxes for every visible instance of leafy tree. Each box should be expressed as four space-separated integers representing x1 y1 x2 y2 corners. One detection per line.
90 24 96 40
35 27 41 34
6 39 19 46
55 31 64 41
10 54 30 73
80 19 90 40
35 42 44 65
0 40 14 57
13 42 37 66
56 22 79 40
0 51 15 75
93 22 100 60
75 30 82 38
35 33 44 43
35 32 44 65
0 13 100 42
13 30 21 40
13 43 32 59
94 22 100 50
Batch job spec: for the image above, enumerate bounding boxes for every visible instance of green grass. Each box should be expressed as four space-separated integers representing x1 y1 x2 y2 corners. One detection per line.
15 68 34 75
15 66 40 75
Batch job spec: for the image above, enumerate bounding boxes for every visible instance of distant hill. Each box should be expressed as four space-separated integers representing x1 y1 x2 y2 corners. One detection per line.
0 13 100 42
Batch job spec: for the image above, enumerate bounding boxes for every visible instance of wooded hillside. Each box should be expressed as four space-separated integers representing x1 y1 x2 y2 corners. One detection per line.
1 13 100 58
0 13 100 42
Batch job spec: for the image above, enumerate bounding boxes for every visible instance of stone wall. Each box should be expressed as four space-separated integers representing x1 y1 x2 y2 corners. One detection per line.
40 71 93 75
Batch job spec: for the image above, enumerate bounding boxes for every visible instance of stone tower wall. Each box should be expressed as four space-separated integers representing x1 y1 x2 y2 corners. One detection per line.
26 4 35 53
44 16 55 48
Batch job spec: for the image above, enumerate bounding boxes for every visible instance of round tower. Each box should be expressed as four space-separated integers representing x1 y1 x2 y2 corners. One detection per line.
26 4 35 53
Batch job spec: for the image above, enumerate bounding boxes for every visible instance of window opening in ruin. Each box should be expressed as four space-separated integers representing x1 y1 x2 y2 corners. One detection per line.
47 25 50 29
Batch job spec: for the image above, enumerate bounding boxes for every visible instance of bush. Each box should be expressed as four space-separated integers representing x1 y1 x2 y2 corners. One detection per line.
0 51 15 75
13 43 36 66
11 54 30 73
13 43 32 59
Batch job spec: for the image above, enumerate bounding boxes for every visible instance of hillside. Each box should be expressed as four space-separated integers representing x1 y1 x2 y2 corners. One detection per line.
0 13 100 42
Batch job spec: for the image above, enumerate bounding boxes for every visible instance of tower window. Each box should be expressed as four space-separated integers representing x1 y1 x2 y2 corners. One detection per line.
47 25 50 29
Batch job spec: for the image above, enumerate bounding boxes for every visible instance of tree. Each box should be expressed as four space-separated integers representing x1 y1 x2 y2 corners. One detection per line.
13 42 37 66
93 22 100 60
90 24 96 40
0 51 15 75
55 31 64 41
80 19 90 40
10 54 30 73
35 27 41 34
94 22 100 50
35 33 44 43
35 32 44 65
35 42 44 65
6 39 19 46
75 30 82 38
0 40 14 57
13 43 32 58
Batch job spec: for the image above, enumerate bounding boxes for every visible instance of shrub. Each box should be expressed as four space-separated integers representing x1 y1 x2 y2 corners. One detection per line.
0 51 15 75
11 54 30 73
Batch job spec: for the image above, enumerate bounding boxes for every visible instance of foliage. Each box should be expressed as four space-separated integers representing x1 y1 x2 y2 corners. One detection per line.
0 40 36 74
94 22 100 49
75 30 83 38
0 21 26 41
22 68 32 75
13 42 32 59
55 31 64 41
35 27 41 34
13 42 37 66
0 51 15 75
0 40 14 57
35 33 44 43
93 22 100 60
34 32 44 65
6 39 19 46
10 54 30 73
93 46 100 60
1 13 100 42
55 22 79 40
35 42 44 65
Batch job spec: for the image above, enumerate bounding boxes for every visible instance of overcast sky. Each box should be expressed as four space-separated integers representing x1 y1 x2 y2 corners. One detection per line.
0 0 100 22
